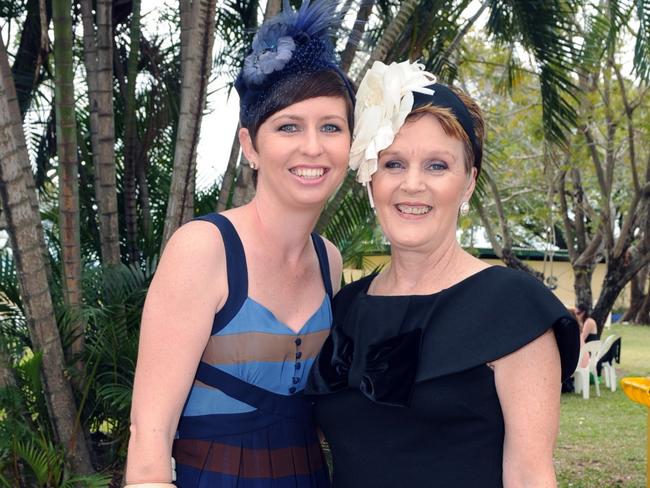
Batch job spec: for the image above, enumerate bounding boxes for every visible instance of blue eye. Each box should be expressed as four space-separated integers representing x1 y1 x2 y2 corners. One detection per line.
279 124 298 133
321 124 341 133
384 160 404 170
426 160 447 171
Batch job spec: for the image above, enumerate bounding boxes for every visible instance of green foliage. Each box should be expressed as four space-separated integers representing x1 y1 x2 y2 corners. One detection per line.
77 260 156 463
632 0 650 80
3 0 650 484
486 0 580 146
0 355 112 487
0 252 29 359
323 187 380 269
0 0 26 20
0 252 154 482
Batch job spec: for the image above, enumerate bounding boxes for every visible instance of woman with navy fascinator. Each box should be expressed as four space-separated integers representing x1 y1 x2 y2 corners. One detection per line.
125 2 353 486
306 61 580 487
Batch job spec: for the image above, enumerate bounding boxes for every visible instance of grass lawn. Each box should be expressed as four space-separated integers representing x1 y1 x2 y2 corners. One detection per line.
556 323 650 487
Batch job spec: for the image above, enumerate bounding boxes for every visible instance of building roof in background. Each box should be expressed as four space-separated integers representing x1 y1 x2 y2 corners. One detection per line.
363 245 572 262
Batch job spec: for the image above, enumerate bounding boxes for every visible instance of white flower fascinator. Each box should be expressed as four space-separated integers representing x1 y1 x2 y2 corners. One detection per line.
349 61 437 195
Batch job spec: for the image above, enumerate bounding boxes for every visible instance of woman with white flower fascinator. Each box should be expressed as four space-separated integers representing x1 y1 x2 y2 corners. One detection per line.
306 61 579 487
125 1 354 487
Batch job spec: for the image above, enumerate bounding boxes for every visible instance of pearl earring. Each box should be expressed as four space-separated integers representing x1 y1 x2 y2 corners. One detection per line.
250 161 257 170
460 201 470 216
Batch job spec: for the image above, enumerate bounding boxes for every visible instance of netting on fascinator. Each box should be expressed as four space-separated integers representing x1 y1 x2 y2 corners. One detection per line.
235 0 353 130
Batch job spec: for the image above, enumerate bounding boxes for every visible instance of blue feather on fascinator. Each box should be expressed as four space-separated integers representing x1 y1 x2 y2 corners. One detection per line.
235 0 352 129
243 0 340 85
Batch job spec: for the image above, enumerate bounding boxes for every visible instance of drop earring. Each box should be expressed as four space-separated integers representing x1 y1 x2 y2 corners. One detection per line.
459 201 470 216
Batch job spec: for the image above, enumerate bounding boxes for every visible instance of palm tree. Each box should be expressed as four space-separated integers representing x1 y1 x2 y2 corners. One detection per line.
124 0 143 262
162 0 218 249
53 0 84 359
0 33 95 476
0 346 14 388
216 0 262 210
81 0 121 267
11 0 52 119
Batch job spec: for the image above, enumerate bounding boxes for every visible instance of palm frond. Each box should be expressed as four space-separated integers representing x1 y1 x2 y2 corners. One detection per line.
486 0 580 146
323 185 379 267
12 437 61 486
633 0 650 79
59 473 112 488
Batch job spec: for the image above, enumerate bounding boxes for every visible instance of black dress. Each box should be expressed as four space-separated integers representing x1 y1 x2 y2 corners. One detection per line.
305 266 580 488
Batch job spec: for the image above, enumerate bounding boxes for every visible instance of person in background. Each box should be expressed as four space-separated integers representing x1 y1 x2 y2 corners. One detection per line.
576 304 599 343
125 1 354 486
306 60 580 488
575 304 599 367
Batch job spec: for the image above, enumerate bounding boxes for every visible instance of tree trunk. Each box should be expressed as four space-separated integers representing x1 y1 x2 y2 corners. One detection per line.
622 266 647 321
123 0 142 263
0 346 14 389
216 125 241 212
231 158 256 208
339 0 375 73
11 0 51 118
634 290 650 324
501 249 544 281
6 5 51 271
136 160 152 238
474 197 544 281
80 0 121 267
264 0 282 18
53 0 84 357
592 248 650 334
573 265 594 311
449 1 489 60
0 34 95 476
162 0 217 248
357 0 420 81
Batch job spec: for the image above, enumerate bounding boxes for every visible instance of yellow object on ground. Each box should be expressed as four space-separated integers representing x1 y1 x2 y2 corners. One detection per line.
621 377 650 487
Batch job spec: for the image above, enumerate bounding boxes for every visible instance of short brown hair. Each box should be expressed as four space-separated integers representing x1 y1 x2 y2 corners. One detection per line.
407 86 484 174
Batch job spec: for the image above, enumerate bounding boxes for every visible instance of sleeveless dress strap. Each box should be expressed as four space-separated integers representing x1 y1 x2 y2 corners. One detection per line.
193 213 248 333
311 233 333 299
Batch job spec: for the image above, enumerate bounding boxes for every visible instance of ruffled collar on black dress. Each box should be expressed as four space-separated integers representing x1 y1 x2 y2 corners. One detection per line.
306 267 580 407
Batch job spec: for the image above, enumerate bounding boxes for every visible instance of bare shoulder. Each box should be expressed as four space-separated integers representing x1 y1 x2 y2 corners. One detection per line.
585 317 597 330
152 220 228 310
321 236 343 294
163 220 225 259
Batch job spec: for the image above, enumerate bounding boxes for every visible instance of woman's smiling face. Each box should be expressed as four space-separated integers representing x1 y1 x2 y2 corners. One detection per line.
242 95 351 210
371 113 476 252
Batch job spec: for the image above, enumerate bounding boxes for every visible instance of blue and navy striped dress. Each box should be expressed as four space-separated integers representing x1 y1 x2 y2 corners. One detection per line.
172 213 332 487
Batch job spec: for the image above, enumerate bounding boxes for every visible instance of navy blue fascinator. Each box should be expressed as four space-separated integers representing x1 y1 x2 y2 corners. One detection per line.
413 83 483 175
235 0 353 129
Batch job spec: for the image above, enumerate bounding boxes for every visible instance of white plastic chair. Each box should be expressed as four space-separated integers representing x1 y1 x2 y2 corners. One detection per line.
598 334 619 392
573 340 602 399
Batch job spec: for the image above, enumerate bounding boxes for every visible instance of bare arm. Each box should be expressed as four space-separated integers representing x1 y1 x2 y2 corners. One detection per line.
493 329 561 488
585 318 597 337
125 222 227 483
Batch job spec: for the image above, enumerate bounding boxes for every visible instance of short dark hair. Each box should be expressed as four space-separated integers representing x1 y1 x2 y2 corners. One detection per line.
243 69 355 146
575 304 591 317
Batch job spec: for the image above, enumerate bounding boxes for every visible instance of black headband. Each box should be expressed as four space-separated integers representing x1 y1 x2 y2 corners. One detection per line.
412 83 482 174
